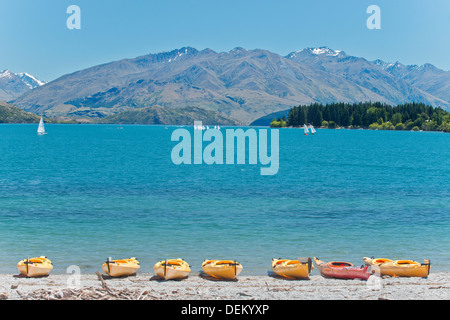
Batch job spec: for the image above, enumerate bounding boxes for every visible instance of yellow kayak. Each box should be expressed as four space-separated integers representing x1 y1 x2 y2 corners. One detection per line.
201 259 243 280
271 257 313 279
17 256 53 278
154 259 191 280
102 257 140 277
363 257 431 277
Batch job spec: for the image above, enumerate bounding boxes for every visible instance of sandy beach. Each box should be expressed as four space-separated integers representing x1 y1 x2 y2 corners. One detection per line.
0 272 448 300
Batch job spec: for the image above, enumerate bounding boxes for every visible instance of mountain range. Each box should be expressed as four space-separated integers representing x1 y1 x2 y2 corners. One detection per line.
7 46 450 125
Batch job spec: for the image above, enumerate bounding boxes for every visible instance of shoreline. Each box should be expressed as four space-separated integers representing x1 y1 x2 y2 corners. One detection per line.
272 125 450 133
2 122 448 134
1 272 448 300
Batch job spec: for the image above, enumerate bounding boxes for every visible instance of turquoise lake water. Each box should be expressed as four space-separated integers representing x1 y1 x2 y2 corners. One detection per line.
0 124 448 274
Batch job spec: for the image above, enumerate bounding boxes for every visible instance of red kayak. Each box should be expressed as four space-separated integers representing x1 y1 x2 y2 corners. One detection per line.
314 257 370 280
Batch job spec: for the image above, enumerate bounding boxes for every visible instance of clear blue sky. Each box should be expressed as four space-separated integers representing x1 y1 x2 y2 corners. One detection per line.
0 0 449 81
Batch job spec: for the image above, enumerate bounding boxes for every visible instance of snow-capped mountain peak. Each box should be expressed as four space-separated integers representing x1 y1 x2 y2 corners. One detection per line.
286 46 344 59
0 69 47 101
16 72 47 89
0 69 46 88
309 47 342 56
0 69 15 79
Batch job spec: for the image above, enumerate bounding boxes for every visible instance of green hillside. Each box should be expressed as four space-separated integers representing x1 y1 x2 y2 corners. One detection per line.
98 105 241 126
0 100 41 123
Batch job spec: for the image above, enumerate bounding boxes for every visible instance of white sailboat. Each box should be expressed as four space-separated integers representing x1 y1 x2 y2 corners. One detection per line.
310 124 316 134
37 117 47 135
303 124 309 135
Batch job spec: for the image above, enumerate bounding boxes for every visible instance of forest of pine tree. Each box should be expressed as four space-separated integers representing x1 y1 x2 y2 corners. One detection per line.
270 102 450 132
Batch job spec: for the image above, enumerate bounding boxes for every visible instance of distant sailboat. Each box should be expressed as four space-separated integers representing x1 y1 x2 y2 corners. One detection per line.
303 124 309 136
310 125 316 134
37 117 47 135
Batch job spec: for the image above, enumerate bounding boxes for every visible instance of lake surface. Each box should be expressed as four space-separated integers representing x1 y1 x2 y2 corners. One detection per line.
0 124 448 274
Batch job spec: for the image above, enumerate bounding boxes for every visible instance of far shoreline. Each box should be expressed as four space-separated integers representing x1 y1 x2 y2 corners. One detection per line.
273 125 450 133
1 122 449 133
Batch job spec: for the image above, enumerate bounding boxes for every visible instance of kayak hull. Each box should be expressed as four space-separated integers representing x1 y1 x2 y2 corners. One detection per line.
363 257 430 278
314 258 370 280
154 259 191 280
271 258 313 279
102 258 140 277
17 257 53 278
202 260 243 280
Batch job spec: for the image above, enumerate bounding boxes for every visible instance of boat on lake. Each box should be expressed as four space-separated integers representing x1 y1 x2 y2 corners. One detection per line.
37 117 47 135
303 124 309 135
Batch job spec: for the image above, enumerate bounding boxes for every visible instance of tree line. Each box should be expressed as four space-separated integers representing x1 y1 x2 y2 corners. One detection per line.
270 102 450 132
